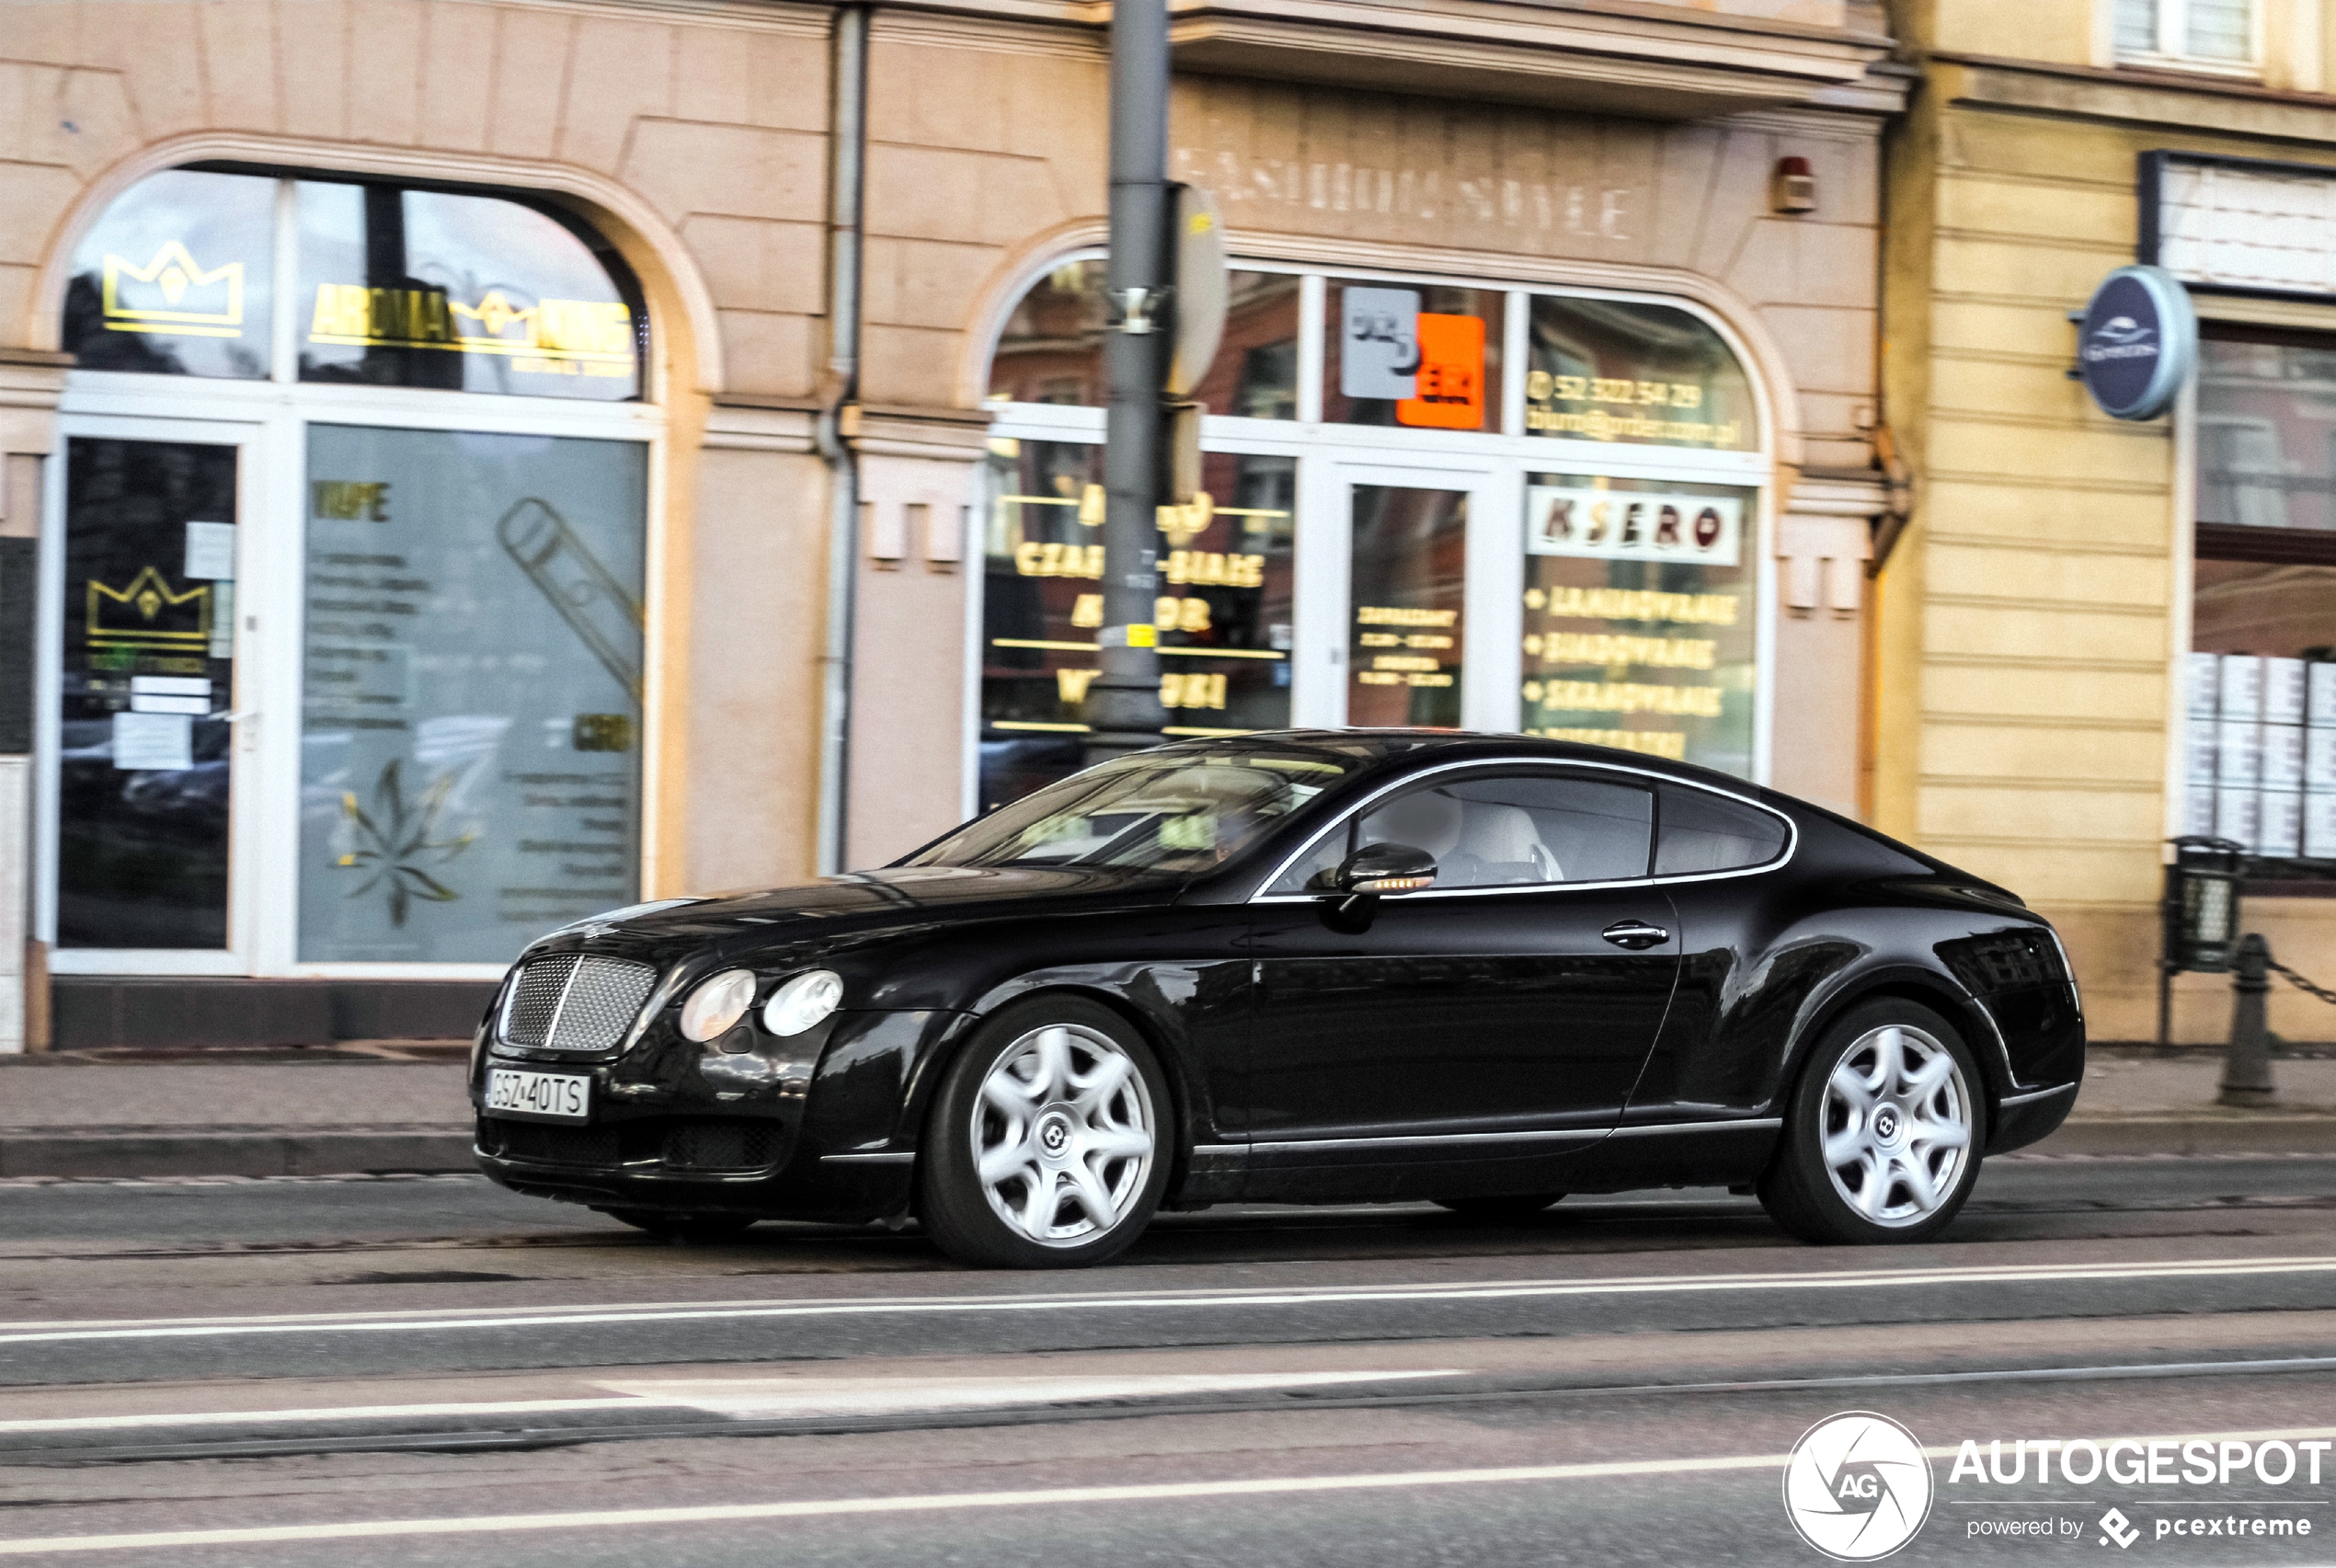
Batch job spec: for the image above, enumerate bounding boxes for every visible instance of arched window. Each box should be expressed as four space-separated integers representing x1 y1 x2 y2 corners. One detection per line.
63 168 646 401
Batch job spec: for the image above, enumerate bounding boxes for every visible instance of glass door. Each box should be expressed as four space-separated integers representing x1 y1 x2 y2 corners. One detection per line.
1303 463 1510 732
41 420 265 972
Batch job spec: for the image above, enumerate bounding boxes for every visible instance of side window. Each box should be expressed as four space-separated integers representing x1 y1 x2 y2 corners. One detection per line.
1267 772 1654 892
1655 784 1789 876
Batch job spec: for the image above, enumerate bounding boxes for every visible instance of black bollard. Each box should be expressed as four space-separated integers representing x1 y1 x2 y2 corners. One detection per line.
2220 932 2276 1107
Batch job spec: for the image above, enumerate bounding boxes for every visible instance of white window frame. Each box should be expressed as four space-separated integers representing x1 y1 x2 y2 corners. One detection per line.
39 177 667 983
971 258 1776 817
2115 0 2263 75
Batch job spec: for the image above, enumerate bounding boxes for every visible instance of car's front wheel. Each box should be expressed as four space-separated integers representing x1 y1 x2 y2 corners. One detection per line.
920 998 1170 1268
1758 999 1984 1245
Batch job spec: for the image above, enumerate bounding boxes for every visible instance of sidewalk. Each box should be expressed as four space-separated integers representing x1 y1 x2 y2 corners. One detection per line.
0 1044 2330 1179
0 1045 474 1177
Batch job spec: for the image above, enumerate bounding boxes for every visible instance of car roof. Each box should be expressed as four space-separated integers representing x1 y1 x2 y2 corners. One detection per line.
1150 727 1768 798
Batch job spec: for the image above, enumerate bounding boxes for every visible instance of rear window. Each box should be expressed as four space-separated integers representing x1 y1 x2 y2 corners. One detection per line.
1655 784 1789 876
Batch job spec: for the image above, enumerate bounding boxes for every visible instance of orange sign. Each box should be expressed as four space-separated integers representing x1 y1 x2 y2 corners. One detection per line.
1397 313 1485 429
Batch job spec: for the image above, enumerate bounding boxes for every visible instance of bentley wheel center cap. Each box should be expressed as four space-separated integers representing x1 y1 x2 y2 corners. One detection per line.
1036 1108 1075 1161
1871 1105 1903 1145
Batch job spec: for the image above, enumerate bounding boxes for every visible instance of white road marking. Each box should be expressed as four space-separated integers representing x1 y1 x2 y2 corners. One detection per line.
10 1425 2336 1557
0 1253 2329 1346
590 1368 1460 1419
0 1369 1460 1436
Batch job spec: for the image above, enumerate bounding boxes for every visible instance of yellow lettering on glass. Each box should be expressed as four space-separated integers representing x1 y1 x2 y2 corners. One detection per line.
309 283 634 373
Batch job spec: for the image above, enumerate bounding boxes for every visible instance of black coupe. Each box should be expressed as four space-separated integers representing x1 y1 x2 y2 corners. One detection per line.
472 731 2084 1266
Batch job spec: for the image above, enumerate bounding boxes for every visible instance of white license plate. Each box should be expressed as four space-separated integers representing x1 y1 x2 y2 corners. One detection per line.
486 1069 591 1123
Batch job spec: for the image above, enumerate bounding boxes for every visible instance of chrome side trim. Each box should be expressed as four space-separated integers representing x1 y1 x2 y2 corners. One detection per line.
1246 755 1798 905
819 1150 916 1164
1246 1127 1607 1154
1189 1143 1244 1158
1608 1117 1782 1139
1998 1082 2079 1109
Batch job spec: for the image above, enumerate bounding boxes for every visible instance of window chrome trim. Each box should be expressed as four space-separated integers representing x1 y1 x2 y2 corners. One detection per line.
1245 754 1797 905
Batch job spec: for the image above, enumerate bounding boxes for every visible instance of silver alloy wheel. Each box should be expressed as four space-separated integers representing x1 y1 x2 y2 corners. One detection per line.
971 1023 1157 1248
1820 1024 1973 1228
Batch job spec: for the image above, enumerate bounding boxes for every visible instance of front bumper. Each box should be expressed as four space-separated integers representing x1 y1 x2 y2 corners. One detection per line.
471 1008 964 1222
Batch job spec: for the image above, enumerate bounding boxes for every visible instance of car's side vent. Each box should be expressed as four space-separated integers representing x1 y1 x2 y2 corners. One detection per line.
500 955 658 1051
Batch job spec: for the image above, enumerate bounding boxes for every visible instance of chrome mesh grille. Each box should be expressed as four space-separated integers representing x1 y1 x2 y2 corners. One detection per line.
501 954 658 1052
502 955 579 1047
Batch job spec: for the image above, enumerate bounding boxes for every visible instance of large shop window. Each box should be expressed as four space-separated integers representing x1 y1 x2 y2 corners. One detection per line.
65 168 645 400
1522 475 1758 772
2185 326 2336 869
980 261 1768 809
978 440 1295 810
56 167 651 967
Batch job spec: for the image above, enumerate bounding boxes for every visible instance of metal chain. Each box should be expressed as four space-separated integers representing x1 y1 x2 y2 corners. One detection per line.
2267 958 2336 1008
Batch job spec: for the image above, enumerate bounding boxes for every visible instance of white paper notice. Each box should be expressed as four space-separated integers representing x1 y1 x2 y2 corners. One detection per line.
112 711 193 772
184 521 236 581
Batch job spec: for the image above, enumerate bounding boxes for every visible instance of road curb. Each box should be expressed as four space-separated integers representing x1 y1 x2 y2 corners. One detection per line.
0 1127 477 1178
2032 1116 2336 1157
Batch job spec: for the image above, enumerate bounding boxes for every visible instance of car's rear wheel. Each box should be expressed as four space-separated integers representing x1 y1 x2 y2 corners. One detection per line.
599 1207 761 1242
920 998 1170 1269
1758 998 1984 1245
1431 1194 1564 1219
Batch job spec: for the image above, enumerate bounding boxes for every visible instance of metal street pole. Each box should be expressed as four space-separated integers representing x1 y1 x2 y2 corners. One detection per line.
1085 0 1170 763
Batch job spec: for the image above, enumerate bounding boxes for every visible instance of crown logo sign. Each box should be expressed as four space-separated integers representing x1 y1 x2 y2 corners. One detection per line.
103 241 246 339
86 566 210 650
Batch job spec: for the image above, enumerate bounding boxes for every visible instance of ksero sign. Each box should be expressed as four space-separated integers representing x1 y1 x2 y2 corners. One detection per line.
2077 264 2196 421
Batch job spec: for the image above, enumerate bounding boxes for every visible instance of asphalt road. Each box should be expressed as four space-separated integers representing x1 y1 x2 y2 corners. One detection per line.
1 1156 2334 1566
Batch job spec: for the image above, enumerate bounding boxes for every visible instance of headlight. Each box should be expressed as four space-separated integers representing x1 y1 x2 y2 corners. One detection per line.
679 968 758 1042
762 969 844 1036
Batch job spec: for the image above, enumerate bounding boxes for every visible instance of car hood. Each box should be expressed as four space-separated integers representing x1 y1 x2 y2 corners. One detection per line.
521 864 1183 967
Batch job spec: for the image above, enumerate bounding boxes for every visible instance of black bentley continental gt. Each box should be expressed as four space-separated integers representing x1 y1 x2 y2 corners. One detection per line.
472 731 2085 1267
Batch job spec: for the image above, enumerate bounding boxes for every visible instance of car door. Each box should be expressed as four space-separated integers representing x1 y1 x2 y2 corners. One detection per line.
1241 766 1682 1189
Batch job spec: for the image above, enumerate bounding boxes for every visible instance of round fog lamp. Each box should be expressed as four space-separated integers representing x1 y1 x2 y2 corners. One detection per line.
763 970 844 1036
679 968 758 1042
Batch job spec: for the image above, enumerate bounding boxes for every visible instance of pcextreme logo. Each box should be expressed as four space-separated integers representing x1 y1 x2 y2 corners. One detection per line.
1783 1412 1936 1561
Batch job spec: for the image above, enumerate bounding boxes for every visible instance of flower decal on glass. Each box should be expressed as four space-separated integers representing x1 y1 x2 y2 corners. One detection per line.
337 760 477 925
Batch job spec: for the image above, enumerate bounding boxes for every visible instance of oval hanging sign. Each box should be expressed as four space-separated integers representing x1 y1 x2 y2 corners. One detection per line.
2077 264 2196 421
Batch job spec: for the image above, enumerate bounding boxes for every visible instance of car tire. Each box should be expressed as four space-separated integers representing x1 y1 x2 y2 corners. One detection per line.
919 996 1172 1269
1758 998 1987 1246
1431 1194 1564 1219
599 1208 761 1242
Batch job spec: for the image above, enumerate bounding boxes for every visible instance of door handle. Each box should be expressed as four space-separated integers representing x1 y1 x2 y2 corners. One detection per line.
1601 919 1669 950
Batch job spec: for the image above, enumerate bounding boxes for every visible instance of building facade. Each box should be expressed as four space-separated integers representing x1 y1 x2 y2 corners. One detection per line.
1881 0 2336 1043
0 0 1902 1049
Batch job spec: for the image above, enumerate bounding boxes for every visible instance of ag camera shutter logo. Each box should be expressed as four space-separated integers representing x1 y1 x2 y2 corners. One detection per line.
1783 1412 1934 1561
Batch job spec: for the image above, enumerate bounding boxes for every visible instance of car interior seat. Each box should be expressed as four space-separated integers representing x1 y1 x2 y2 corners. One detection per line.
1454 802 1560 885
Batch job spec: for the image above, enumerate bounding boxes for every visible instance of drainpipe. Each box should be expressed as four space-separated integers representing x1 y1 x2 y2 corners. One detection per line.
815 4 868 876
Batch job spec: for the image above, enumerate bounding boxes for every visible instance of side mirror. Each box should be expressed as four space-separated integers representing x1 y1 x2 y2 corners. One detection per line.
1330 841 1437 896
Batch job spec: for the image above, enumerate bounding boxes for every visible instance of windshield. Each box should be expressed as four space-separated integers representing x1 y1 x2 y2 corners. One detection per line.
909 746 1367 874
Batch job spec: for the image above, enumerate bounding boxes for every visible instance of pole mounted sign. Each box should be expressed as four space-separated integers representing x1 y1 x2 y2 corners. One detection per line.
2076 263 2197 421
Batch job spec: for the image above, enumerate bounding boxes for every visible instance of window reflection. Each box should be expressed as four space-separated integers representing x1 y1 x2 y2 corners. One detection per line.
62 170 276 380
1526 297 1756 451
986 263 1299 417
2196 333 2336 532
296 181 643 401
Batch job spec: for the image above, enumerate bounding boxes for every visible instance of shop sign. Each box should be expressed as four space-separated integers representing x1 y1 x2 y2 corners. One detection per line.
1526 486 1741 567
1339 287 1485 429
2076 264 2195 422
101 240 246 340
